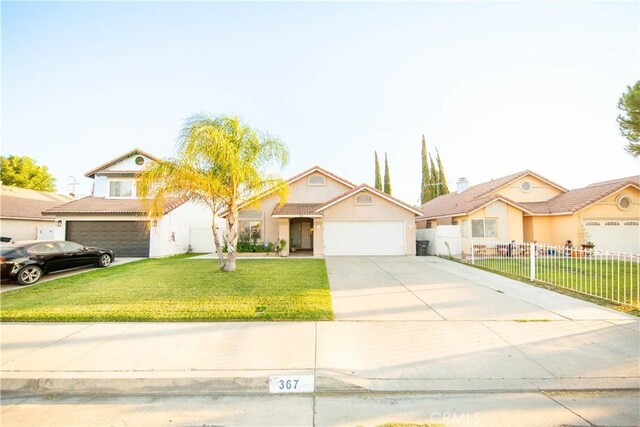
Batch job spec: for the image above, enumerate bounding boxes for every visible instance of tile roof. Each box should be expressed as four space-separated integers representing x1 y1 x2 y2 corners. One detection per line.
231 166 357 214
419 172 640 219
0 186 74 220
520 175 640 215
316 184 423 215
272 203 324 216
42 197 186 216
85 148 161 178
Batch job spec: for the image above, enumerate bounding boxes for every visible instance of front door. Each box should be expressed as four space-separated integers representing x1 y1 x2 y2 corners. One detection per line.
290 219 314 251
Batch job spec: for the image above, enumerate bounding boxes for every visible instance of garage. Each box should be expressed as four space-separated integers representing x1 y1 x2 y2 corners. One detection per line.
323 221 405 256
66 221 150 257
584 220 640 254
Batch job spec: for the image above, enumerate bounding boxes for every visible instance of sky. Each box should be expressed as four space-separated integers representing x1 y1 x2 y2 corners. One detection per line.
2 1 639 205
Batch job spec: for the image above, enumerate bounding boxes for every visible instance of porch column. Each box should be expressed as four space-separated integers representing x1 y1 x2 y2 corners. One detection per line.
313 218 323 256
278 218 290 256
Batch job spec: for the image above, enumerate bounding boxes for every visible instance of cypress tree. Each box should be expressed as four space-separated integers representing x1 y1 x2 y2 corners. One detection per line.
383 153 392 195
420 135 431 204
429 154 438 199
435 148 449 195
374 151 382 190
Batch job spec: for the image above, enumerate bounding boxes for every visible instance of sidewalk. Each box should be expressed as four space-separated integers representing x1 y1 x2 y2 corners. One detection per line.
2 319 638 396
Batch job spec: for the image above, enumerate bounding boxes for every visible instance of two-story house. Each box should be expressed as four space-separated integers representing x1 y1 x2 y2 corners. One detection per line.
43 149 214 257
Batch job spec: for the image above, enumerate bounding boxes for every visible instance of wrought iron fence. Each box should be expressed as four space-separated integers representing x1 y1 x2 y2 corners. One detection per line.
470 239 640 308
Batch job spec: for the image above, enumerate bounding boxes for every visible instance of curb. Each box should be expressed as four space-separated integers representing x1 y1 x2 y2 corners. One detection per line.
3 370 639 397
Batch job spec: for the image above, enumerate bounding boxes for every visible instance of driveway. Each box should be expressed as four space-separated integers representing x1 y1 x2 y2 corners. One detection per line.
326 256 632 321
0 258 143 293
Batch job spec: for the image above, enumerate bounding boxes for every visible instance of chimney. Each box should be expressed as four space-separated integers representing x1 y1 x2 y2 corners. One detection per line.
457 177 469 193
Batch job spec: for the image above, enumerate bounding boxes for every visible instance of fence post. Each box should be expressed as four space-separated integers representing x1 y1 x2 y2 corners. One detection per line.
471 239 475 265
530 242 536 281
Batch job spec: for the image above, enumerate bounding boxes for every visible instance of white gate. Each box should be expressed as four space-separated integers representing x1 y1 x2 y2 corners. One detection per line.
416 226 461 257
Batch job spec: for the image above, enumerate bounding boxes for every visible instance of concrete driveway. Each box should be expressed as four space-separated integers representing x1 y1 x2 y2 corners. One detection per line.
326 256 632 321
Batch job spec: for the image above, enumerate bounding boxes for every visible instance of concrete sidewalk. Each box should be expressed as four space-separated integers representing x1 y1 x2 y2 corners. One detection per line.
2 319 638 396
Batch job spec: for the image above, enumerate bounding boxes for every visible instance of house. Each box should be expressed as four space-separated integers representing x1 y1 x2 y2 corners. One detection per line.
417 171 640 255
43 149 214 257
230 166 422 256
0 186 74 240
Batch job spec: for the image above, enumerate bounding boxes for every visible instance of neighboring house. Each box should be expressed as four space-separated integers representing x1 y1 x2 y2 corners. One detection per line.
43 149 214 257
229 166 422 256
0 186 74 240
417 171 640 254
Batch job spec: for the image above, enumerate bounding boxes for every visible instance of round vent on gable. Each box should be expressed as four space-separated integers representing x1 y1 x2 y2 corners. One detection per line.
520 181 532 192
616 195 631 210
135 156 145 166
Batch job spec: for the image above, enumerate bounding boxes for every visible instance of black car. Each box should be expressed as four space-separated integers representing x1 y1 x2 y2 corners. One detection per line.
0 240 114 285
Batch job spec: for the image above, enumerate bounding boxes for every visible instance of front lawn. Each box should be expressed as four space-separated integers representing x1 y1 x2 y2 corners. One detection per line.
0 256 333 321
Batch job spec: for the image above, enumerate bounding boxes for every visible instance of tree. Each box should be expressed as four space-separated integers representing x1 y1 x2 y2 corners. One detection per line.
0 155 56 191
617 81 640 157
435 148 449 196
138 114 289 272
383 152 392 195
420 135 431 204
429 154 438 200
374 151 382 190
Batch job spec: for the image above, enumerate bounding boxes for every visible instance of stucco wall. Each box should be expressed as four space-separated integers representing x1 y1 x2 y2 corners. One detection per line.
321 192 417 255
241 173 354 246
526 187 640 246
1 219 54 240
150 201 212 257
287 174 352 203
495 175 564 202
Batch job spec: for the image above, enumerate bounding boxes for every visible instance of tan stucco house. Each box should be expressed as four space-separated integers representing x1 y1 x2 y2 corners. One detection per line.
232 166 422 256
417 171 640 255
0 186 73 240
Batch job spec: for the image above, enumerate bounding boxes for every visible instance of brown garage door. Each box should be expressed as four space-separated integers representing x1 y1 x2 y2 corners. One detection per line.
66 221 150 257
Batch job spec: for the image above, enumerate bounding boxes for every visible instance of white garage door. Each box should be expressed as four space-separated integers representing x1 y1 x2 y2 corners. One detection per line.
584 220 640 254
323 221 405 256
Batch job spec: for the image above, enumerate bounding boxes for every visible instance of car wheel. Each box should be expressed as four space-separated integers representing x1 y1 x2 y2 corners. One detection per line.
98 254 112 267
16 266 43 285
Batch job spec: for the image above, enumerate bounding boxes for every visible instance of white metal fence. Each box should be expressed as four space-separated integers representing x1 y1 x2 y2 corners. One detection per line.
470 239 640 308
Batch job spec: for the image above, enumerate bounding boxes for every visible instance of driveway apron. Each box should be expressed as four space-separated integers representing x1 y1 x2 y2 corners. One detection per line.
325 256 631 321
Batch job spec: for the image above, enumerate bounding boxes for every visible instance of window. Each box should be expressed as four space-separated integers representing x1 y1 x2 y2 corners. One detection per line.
617 195 631 210
58 241 84 252
240 220 262 241
109 181 133 198
307 174 326 186
28 243 60 254
471 219 497 238
520 181 532 192
354 193 374 205
460 220 468 238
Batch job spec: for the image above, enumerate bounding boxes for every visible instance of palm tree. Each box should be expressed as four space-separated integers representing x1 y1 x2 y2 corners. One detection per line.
138 114 289 272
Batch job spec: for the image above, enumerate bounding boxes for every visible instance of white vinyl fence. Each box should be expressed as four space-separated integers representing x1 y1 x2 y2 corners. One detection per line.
470 239 640 308
417 226 461 257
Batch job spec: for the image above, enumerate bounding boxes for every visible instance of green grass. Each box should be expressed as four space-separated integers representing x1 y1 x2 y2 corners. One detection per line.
468 256 639 315
0 256 334 322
